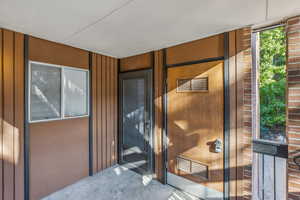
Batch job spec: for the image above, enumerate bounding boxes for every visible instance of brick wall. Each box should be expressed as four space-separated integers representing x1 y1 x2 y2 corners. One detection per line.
287 16 300 200
241 28 253 200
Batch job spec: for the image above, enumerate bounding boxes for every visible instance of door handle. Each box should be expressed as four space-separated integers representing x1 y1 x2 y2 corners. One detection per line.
213 139 222 153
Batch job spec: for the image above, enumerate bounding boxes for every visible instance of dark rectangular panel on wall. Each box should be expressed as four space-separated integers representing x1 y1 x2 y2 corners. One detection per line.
28 36 89 69
120 52 152 72
0 29 25 200
92 53 118 173
166 34 224 65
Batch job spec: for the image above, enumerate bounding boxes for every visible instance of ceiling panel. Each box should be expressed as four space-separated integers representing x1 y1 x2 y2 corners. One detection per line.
0 0 130 42
1 0 300 58
65 0 266 57
268 0 300 21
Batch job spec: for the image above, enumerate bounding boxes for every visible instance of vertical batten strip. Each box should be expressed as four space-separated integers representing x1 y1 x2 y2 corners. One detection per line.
14 32 24 200
101 56 107 169
98 57 103 171
92 53 98 173
107 57 111 166
3 29 15 200
112 59 116 164
0 28 3 200
88 52 93 176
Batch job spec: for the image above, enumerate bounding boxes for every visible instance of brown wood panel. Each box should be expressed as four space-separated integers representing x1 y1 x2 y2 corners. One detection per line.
0 29 25 200
28 36 89 69
166 34 224 65
14 32 24 200
167 61 224 192
3 29 15 200
154 50 164 181
28 36 90 199
29 118 89 200
92 54 118 172
120 53 152 72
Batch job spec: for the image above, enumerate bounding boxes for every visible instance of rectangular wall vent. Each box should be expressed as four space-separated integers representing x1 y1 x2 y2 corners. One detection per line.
191 162 208 179
176 156 208 179
177 157 191 173
177 77 208 92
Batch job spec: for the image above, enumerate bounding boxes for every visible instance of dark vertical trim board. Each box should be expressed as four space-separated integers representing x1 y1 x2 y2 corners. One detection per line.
88 52 93 176
117 59 121 164
162 49 168 184
24 34 30 200
223 32 230 200
151 51 156 175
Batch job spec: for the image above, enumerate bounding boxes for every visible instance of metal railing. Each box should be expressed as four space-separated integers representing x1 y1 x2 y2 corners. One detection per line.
252 139 288 200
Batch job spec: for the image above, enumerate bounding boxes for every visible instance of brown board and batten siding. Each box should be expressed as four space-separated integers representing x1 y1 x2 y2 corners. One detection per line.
123 31 253 199
166 34 224 65
0 29 25 200
28 36 90 200
120 52 153 72
92 53 118 173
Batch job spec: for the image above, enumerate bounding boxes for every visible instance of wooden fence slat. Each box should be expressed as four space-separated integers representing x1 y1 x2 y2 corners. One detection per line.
263 155 275 200
275 157 287 200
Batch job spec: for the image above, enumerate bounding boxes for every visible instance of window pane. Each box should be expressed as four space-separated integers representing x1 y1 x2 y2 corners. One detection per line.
63 69 88 117
30 63 61 121
259 26 286 142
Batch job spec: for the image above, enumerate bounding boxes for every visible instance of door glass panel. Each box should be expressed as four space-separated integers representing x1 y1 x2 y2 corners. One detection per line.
122 78 146 154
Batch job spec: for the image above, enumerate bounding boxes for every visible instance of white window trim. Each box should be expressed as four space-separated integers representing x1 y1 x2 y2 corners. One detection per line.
28 60 90 123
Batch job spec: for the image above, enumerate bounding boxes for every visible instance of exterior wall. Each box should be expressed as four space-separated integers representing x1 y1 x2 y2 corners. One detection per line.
0 29 24 200
28 36 90 200
122 31 252 199
120 52 152 72
0 26 253 199
91 53 118 173
236 28 253 200
287 16 300 200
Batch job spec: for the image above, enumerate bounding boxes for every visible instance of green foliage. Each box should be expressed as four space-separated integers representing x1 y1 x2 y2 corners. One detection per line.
259 27 286 136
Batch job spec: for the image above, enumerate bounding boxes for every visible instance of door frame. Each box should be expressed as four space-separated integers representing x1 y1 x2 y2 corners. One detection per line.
161 32 230 199
118 68 155 175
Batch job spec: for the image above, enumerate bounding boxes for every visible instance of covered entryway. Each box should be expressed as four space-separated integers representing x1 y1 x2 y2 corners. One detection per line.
119 70 154 175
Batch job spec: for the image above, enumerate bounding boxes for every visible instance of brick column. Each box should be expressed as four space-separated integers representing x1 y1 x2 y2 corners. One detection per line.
287 16 300 200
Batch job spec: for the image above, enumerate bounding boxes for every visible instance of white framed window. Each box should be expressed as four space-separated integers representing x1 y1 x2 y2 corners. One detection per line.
29 61 89 123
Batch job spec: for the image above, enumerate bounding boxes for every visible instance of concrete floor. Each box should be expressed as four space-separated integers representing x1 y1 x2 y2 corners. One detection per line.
42 165 199 200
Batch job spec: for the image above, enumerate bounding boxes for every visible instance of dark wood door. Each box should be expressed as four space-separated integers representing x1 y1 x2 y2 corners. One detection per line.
167 61 224 199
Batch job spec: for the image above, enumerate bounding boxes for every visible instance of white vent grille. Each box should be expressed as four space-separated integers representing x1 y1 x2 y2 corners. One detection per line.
177 77 208 92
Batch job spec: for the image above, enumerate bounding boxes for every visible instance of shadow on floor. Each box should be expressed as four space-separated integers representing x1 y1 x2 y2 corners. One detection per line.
42 165 199 200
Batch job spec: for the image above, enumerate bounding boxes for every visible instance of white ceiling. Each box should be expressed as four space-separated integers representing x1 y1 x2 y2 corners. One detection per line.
0 0 300 58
